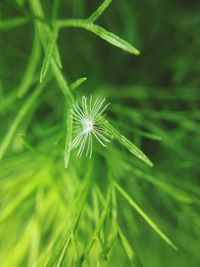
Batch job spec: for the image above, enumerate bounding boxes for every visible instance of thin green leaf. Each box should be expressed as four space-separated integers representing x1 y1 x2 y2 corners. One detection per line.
101 118 153 167
55 238 71 267
57 20 140 55
70 77 87 91
118 227 142 267
87 0 112 23
115 182 178 250
85 23 139 55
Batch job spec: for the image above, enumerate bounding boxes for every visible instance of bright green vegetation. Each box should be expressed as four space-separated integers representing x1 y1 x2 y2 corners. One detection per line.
0 0 200 266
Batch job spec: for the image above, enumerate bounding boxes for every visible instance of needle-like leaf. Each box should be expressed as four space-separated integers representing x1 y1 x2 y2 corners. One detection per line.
115 182 178 251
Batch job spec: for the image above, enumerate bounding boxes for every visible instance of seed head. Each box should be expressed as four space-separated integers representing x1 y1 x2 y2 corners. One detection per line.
68 96 109 158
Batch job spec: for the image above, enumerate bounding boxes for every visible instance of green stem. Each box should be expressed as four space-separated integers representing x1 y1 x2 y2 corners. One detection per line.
29 0 73 102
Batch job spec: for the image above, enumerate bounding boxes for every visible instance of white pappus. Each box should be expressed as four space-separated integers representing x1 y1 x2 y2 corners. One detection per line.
68 95 110 158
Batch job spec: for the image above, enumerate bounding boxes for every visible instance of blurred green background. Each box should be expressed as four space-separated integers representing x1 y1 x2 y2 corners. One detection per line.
0 0 200 266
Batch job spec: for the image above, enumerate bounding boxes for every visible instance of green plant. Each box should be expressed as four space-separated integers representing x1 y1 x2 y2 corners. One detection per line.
0 0 200 266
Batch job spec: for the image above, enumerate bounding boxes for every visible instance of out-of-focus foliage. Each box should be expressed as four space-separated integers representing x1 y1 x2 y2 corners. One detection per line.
0 0 200 266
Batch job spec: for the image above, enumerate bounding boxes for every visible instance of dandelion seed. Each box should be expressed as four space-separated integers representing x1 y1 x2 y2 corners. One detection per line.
68 95 110 158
